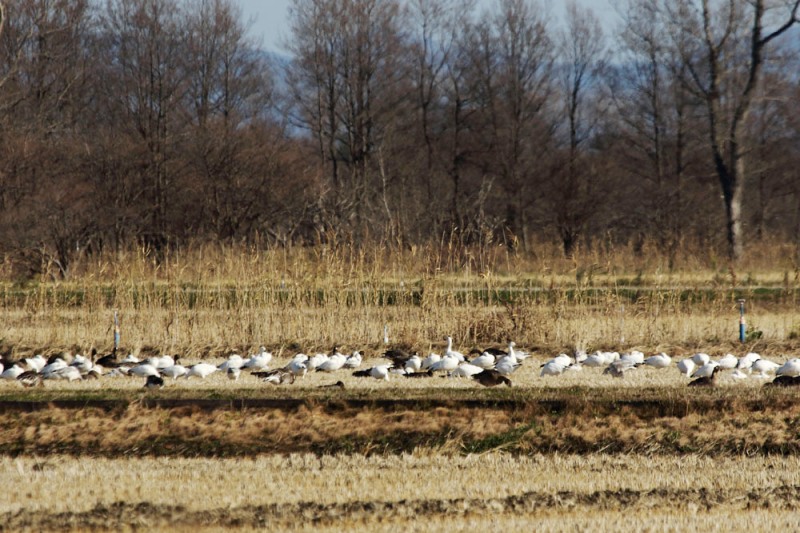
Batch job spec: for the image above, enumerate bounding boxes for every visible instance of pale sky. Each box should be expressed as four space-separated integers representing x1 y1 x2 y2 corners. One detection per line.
238 0 618 52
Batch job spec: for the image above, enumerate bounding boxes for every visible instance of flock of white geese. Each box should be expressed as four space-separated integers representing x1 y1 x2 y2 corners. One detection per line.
1 335 800 389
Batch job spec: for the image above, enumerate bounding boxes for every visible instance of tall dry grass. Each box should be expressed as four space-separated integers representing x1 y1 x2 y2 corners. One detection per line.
1 239 799 357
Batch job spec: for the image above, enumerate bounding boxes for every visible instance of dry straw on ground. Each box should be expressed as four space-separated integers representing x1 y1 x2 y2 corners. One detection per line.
2 454 800 531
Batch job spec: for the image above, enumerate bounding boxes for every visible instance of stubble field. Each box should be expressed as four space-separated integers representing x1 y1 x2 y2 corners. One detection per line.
2 243 800 530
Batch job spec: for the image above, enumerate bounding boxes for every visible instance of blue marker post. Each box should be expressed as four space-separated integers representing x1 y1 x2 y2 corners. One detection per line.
738 299 746 343
114 310 121 352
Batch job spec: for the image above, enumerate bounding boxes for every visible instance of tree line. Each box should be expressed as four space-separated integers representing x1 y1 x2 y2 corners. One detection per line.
0 0 798 278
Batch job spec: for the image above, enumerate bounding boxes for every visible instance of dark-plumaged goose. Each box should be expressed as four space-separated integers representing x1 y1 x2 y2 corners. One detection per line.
17 370 43 388
765 375 800 387
95 348 121 368
144 374 164 389
319 381 345 389
254 369 295 385
472 369 512 387
403 369 434 378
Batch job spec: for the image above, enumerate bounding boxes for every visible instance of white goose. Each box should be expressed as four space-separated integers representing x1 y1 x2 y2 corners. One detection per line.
444 337 465 362
344 351 363 369
450 363 484 378
677 358 696 377
737 352 761 372
404 355 422 373
317 353 348 373
370 365 391 381
243 347 272 370
421 353 441 370
776 358 800 378
470 352 496 370
218 354 244 372
752 359 780 377
717 353 738 370
1 364 25 380
286 355 309 378
25 355 47 373
160 364 188 380
507 341 530 362
130 363 160 378
186 363 217 379
430 354 460 373
306 353 329 371
644 353 672 369
540 361 567 377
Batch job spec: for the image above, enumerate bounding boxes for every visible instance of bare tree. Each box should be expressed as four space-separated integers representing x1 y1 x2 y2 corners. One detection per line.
552 0 608 256
467 0 554 250
665 0 800 261
98 0 189 251
285 0 407 238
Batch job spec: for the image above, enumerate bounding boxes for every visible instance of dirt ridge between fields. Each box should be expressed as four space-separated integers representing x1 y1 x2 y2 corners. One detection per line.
2 485 797 531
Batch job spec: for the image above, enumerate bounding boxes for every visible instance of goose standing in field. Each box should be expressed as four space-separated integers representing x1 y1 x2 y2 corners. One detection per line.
243 347 272 371
421 353 441 370
25 354 47 373
285 354 309 378
688 365 721 387
583 352 608 368
17 371 43 388
717 353 738 370
621 350 645 365
644 353 672 369
129 363 160 378
495 357 521 376
751 358 780 377
1 364 25 380
317 352 348 373
344 350 363 369
603 359 639 378
540 360 567 377
470 352 496 370
70 353 95 375
403 369 434 378
677 358 696 377
765 375 800 387
218 354 244 372
252 368 295 385
121 353 140 365
403 354 423 374
691 361 719 379
444 337 465 362
186 362 217 379
41 358 68 376
352 365 391 380
144 374 164 389
160 364 188 380
306 352 330 371
45 366 82 382
370 364 391 381
776 358 800 378
95 348 119 368
472 369 512 387
449 362 484 378
430 354 460 373
737 352 761 373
